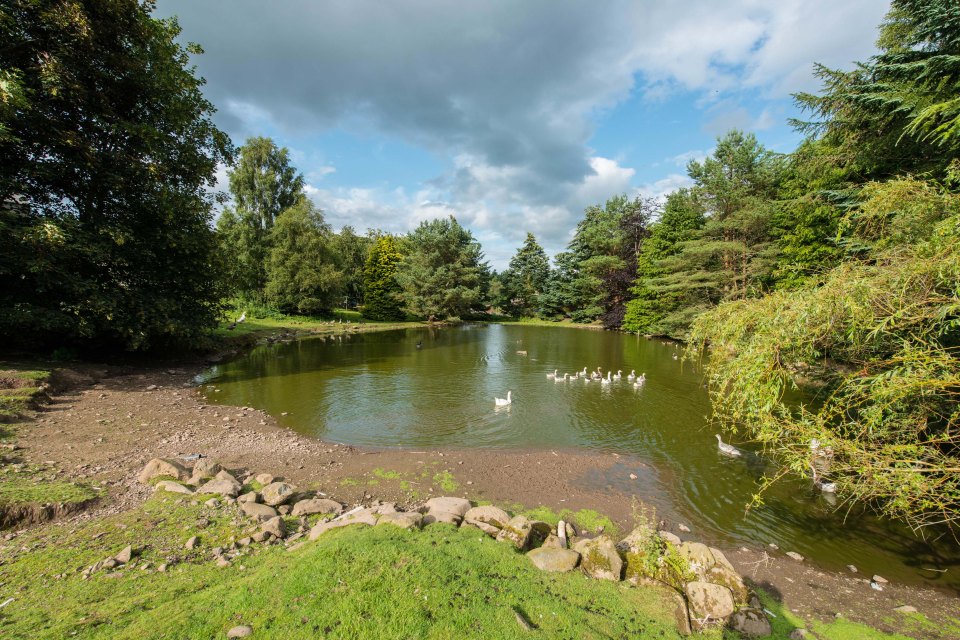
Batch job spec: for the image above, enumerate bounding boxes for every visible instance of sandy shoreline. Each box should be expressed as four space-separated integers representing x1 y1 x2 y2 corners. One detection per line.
7 358 959 637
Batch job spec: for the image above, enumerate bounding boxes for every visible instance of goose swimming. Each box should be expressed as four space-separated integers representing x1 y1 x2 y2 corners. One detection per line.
715 434 742 457
627 370 636 381
494 391 512 407
600 371 612 385
612 370 622 381
546 369 557 380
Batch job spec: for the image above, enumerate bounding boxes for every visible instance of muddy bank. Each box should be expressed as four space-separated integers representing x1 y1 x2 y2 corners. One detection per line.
7 361 960 637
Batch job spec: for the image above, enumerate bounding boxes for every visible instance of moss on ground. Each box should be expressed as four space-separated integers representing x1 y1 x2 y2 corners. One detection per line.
516 505 620 538
0 493 688 639
0 463 100 507
0 366 50 420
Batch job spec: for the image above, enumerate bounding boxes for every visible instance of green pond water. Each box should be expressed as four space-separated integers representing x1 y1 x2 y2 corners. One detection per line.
201 323 960 591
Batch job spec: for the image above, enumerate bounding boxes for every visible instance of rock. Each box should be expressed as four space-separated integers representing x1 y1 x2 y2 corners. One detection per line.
678 541 715 575
192 458 221 479
541 534 565 550
463 505 510 529
227 625 253 638
115 546 133 565
251 531 270 543
216 557 231 568
376 511 423 530
789 630 809 639
291 498 343 517
894 605 917 613
138 458 189 484
261 516 286 539
464 520 501 537
185 536 199 550
527 547 580 572
678 523 691 532
153 480 193 495
706 562 749 605
872 574 888 583
198 472 241 498
729 608 772 637
370 503 398 515
254 473 274 485
619 525 663 584
261 482 296 506
237 537 252 547
240 501 278 522
786 551 804 562
847 564 858 573
496 515 534 551
204 498 219 508
685 581 735 623
529 520 553 545
659 530 682 545
573 536 623 581
237 491 258 504
309 509 378 540
422 496 471 524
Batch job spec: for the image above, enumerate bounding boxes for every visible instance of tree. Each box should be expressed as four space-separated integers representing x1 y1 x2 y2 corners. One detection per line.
218 137 304 300
362 235 404 320
332 226 371 308
500 233 551 316
264 200 342 315
396 217 490 319
0 0 230 350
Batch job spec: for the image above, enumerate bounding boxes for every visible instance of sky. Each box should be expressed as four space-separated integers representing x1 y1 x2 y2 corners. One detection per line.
155 0 890 270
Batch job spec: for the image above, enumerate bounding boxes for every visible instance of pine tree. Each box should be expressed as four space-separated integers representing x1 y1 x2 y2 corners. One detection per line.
500 232 551 316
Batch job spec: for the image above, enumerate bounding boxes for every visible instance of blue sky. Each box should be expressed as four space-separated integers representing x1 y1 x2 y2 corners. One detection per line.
156 0 890 269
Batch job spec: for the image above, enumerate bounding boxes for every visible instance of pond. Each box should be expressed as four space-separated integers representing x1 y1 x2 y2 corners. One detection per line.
201 323 960 590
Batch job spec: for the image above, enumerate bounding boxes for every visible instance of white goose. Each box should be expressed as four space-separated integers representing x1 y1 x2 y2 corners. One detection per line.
600 371 612 385
612 370 622 381
494 391 512 407
810 462 837 493
627 370 636 382
715 434 742 457
546 369 558 380
581 367 588 377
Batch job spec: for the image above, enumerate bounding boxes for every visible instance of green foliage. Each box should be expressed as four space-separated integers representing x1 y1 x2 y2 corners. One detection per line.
0 0 231 351
218 137 306 300
499 232 551 316
362 235 405 320
264 200 343 315
396 217 490 320
332 226 371 308
690 177 960 530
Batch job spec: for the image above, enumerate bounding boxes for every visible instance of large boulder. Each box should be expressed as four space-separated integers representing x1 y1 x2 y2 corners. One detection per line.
138 458 189 484
152 480 193 495
685 581 735 624
496 515 534 550
376 511 423 530
197 471 241 498
261 482 296 506
189 458 222 483
619 524 664 584
729 608 772 637
677 542 749 605
291 498 344 517
240 501 278 522
463 505 510 529
309 509 378 540
422 497 471 524
261 516 286 539
574 536 623 581
527 547 580 572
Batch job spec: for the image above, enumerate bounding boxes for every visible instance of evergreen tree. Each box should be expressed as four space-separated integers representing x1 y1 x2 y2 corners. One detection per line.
264 200 342 315
332 226 371 308
362 235 405 320
0 0 230 350
218 137 305 300
396 217 490 319
500 232 551 316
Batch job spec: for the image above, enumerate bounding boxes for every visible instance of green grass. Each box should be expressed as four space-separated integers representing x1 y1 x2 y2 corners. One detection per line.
491 317 601 329
213 306 424 339
0 366 51 420
432 470 459 493
513 505 621 538
0 463 100 506
0 493 686 639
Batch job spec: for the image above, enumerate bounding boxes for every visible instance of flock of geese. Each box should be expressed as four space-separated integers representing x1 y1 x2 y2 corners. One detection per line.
494 364 838 495
546 367 648 388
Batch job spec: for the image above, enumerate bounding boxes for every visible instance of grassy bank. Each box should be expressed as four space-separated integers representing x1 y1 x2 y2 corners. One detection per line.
213 307 426 343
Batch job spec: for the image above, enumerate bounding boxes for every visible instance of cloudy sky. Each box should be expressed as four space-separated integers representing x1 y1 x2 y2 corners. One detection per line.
155 0 890 269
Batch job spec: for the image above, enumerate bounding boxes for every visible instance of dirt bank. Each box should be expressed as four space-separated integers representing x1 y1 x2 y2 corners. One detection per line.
7 360 959 637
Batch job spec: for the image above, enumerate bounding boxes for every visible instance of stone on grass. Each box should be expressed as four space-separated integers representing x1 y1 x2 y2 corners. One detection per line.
423 496 471 517
291 498 343 517
541 534 564 550
261 482 296 506
309 509 378 540
376 511 423 530
138 458 189 484
115 546 133 565
729 608 772 637
685 581 735 623
658 530 682 545
237 491 258 504
227 625 253 638
463 505 510 529
153 480 193 495
894 605 917 614
216 557 231 568
240 501 278 522
204 498 219 508
185 536 199 550
192 458 221 479
465 520 501 537
251 531 270 543
573 536 622 581
423 510 461 525
254 473 274 485
496 515 533 551
527 547 580 572
789 629 809 639
198 472 241 498
262 516 286 539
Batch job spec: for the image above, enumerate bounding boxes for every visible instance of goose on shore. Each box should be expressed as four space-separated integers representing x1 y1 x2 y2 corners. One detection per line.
715 434 742 457
494 391 512 407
